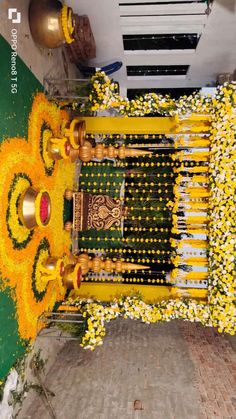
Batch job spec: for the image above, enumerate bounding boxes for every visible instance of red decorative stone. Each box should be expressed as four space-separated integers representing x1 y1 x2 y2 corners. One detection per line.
40 192 50 224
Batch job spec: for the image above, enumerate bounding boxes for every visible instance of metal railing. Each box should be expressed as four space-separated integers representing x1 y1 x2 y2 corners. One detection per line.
37 311 84 340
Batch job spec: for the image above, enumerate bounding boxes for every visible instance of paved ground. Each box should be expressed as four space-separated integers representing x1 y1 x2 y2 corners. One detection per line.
18 320 236 419
180 323 236 419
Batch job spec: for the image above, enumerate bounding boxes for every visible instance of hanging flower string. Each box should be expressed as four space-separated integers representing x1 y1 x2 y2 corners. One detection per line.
167 83 236 335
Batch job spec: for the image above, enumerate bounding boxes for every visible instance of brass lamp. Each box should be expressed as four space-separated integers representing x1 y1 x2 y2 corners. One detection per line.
62 253 149 290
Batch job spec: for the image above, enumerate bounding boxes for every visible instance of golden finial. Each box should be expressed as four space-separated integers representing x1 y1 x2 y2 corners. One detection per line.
76 253 149 276
78 141 152 162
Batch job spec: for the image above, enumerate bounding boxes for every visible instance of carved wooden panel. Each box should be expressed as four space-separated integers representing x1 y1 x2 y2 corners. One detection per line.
73 192 122 231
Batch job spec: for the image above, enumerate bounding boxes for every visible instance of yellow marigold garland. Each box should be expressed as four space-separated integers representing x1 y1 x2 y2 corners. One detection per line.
60 5 74 44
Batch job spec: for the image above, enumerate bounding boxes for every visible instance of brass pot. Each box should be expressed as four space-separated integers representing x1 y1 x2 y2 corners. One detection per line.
62 264 82 289
47 139 71 160
19 187 51 229
29 0 65 48
43 257 65 276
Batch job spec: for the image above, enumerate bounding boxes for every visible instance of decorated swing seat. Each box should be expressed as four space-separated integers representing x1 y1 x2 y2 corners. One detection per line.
65 191 123 231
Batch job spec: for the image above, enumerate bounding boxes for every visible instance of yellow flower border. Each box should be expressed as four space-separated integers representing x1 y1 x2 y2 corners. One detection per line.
0 94 75 340
40 128 55 175
33 246 50 294
208 84 236 334
7 174 32 247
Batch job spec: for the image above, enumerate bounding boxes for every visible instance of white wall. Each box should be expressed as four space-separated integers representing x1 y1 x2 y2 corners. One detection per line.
68 0 236 94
